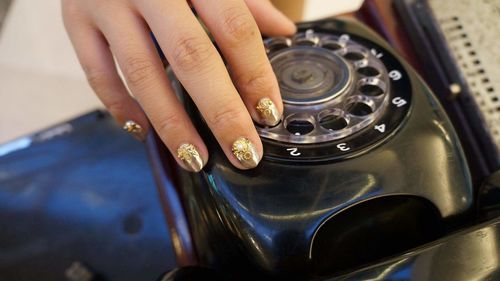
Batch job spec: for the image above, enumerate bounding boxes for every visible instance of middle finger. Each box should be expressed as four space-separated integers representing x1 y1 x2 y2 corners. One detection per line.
136 0 263 169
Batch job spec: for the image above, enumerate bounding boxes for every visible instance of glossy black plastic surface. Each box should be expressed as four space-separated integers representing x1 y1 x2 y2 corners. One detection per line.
159 267 228 281
327 216 500 281
158 216 500 281
166 18 473 278
479 170 500 219
0 111 176 281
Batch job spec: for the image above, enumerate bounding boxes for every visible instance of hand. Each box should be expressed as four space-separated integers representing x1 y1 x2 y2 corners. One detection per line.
62 0 296 171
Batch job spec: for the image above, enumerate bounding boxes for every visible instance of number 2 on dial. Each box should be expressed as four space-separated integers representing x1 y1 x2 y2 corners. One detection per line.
286 148 301 156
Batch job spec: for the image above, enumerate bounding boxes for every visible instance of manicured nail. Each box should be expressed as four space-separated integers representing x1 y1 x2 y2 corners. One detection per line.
256 97 280 126
231 137 260 169
123 120 145 141
177 143 204 172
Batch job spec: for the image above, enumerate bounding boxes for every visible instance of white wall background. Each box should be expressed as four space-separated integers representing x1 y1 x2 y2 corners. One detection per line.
0 0 363 143
303 0 363 20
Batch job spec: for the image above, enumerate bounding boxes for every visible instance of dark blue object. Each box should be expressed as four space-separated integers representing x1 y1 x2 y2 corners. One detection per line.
0 111 177 281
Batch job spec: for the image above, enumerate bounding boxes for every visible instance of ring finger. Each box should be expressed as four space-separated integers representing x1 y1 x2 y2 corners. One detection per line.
96 5 208 172
62 8 149 140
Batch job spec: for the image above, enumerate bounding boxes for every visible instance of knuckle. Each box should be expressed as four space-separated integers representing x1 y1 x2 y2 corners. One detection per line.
156 113 184 136
61 0 87 29
122 54 157 89
236 65 275 96
221 7 256 43
208 103 246 128
61 0 79 18
171 35 213 72
105 98 127 116
84 67 109 92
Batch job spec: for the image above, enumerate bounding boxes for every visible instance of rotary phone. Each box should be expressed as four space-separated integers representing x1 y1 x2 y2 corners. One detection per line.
148 17 474 280
3 1 500 281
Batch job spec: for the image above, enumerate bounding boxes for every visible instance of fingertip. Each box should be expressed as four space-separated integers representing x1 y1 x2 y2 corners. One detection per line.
273 12 297 36
246 0 297 37
176 142 208 172
230 136 263 170
255 97 282 127
113 100 151 141
122 119 148 142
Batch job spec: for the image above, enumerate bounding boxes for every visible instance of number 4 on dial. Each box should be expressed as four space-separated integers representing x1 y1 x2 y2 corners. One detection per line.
375 124 386 133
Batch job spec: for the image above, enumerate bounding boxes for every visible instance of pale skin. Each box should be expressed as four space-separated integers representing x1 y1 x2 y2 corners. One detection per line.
62 0 296 171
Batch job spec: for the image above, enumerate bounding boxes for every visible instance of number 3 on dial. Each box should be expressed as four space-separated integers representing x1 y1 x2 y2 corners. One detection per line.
337 143 350 152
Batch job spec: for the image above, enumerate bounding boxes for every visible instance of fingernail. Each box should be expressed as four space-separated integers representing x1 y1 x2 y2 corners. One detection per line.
231 137 260 169
177 143 204 172
123 120 146 141
256 97 280 126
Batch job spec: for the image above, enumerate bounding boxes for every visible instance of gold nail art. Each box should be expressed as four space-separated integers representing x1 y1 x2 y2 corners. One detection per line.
256 97 280 126
123 120 142 133
177 143 204 172
123 120 145 141
231 137 260 169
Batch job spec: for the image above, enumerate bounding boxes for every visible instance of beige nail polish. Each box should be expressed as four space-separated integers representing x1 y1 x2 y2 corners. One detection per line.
177 143 204 172
256 97 280 127
231 137 260 169
123 120 146 141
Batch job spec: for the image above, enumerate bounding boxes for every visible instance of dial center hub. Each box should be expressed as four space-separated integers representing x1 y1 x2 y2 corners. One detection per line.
270 47 351 105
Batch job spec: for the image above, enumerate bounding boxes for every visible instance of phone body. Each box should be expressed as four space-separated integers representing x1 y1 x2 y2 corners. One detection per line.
149 17 474 280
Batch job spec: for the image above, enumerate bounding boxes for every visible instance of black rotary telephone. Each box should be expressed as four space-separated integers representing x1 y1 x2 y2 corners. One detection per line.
150 17 473 280
4 12 500 281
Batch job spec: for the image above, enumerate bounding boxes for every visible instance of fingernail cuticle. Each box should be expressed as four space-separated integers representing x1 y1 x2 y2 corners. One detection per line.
177 143 204 172
256 97 280 126
231 137 260 169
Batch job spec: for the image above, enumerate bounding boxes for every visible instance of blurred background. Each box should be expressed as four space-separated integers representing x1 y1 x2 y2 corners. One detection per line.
0 0 363 144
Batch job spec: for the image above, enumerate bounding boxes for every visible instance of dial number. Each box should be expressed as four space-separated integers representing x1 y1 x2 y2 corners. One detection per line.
371 48 383 58
389 70 402 80
337 143 350 152
286 148 301 156
375 124 386 133
392 97 407 107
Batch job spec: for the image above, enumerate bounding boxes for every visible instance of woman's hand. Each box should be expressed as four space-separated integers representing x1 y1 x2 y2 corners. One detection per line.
62 0 296 171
